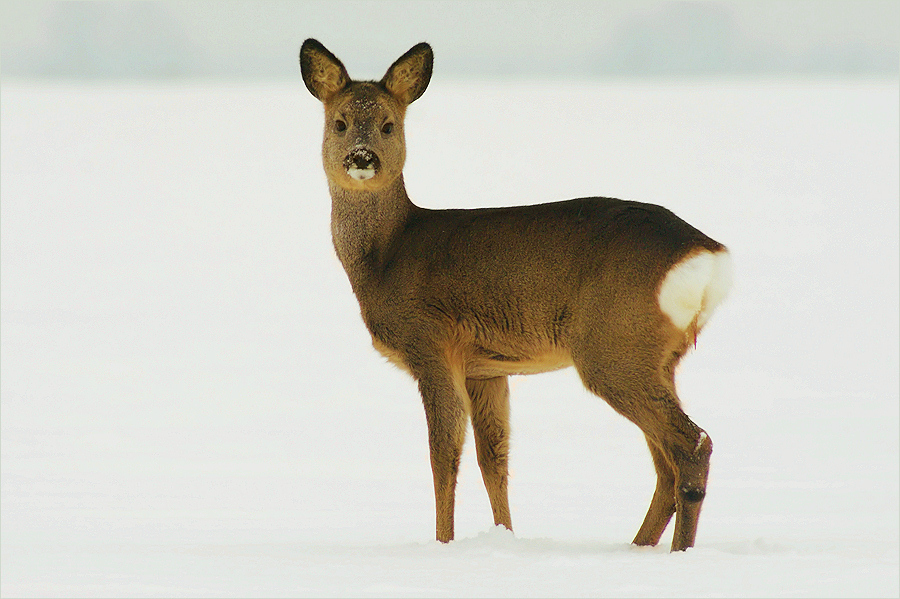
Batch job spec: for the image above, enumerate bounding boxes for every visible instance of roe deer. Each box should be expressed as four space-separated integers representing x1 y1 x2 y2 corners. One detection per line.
299 39 731 551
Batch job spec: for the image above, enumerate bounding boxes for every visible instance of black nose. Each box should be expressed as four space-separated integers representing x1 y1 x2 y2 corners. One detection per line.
344 148 380 171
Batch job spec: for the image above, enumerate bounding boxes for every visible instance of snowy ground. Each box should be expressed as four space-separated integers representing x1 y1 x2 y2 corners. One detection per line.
1 78 897 598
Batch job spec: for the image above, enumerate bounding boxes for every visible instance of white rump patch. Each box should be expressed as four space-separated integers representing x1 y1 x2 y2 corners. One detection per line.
348 167 375 181
657 249 732 332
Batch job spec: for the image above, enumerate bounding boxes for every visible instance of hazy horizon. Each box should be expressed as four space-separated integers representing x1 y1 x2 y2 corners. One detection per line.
2 0 898 80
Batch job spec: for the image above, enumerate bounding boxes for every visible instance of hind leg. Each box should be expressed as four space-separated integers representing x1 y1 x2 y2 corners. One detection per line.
633 437 676 546
612 389 710 551
575 352 711 551
670 429 712 551
466 377 512 531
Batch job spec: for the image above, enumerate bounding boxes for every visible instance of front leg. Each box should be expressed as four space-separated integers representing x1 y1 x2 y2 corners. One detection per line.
417 369 469 543
467 377 512 532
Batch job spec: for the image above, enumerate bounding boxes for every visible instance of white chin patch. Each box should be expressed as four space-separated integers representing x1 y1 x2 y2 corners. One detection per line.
348 167 375 181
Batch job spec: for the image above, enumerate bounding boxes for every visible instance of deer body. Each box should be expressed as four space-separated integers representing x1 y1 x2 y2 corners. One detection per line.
301 39 731 551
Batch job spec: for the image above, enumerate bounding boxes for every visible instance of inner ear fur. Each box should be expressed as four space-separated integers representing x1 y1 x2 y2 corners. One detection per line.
381 42 433 106
300 39 350 102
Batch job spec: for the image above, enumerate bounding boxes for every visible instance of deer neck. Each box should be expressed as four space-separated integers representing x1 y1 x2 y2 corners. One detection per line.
329 174 415 280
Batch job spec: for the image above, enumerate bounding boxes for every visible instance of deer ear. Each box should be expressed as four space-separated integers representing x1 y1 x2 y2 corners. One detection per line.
300 39 350 103
382 42 433 105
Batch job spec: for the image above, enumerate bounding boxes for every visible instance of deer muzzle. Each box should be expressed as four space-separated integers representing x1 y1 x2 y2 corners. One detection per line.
344 148 380 181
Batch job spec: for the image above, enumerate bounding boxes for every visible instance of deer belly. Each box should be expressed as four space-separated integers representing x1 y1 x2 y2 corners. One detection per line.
466 347 573 379
372 333 572 380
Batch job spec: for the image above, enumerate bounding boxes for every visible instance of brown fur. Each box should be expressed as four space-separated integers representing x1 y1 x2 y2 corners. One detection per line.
300 39 729 551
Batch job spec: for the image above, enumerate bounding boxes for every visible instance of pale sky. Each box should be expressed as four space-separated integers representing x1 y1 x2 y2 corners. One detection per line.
2 1 898 79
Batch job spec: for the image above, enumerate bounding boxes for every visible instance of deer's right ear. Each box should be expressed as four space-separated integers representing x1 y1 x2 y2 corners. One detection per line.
300 39 350 103
382 42 433 106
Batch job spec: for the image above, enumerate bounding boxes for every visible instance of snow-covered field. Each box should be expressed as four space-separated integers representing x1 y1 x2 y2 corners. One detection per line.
2 78 897 597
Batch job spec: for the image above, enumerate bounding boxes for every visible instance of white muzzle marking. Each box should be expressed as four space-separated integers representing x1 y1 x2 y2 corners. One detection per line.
348 167 376 181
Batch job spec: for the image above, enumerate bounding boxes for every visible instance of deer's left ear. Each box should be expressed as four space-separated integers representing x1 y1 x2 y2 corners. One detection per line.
382 42 433 106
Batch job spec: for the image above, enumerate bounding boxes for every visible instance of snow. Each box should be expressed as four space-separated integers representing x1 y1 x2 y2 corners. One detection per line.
695 431 708 453
2 79 898 597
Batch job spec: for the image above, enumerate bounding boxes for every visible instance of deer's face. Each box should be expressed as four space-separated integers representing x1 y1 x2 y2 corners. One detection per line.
322 83 406 191
301 39 433 192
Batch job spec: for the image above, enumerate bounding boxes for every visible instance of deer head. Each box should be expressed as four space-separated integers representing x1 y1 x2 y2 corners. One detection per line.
300 39 433 192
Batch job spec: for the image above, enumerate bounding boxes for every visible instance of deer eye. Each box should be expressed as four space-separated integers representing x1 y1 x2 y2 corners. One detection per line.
381 122 394 135
334 119 347 133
